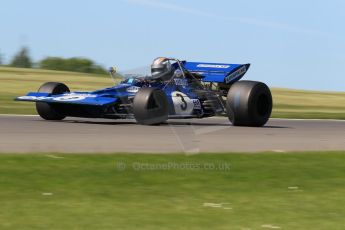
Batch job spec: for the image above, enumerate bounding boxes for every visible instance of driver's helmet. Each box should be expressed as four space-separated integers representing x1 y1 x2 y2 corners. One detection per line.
151 57 174 81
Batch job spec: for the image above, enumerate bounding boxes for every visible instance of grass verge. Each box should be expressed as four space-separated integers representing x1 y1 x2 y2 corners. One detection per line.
1 67 345 118
1 152 345 229
271 88 345 119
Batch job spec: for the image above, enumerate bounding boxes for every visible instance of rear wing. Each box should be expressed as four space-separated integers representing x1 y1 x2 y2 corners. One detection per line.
182 62 250 84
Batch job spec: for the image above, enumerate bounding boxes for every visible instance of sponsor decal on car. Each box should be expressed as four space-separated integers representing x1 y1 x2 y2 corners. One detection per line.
224 66 247 84
192 99 202 110
53 95 88 101
197 64 230 69
174 78 188 86
126 86 140 93
17 96 52 101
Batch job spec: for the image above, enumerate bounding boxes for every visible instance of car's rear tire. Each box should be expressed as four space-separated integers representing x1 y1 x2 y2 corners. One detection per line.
133 88 169 125
226 80 272 127
36 82 70 120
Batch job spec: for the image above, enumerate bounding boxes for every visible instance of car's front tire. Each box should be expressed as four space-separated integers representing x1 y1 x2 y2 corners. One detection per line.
133 88 169 125
226 80 272 127
36 82 70 120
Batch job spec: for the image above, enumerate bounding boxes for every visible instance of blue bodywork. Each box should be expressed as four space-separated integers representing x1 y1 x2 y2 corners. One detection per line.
16 60 250 119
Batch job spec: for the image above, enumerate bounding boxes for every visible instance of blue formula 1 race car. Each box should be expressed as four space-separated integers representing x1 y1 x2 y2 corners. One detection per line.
16 57 272 126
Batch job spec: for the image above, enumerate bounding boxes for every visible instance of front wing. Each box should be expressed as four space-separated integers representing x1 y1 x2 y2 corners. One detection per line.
15 92 118 106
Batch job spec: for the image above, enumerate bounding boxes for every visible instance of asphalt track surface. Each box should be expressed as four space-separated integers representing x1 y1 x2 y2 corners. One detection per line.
0 115 344 153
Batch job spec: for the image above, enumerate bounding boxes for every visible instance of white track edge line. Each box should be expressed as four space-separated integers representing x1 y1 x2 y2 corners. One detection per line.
0 114 38 117
0 114 344 122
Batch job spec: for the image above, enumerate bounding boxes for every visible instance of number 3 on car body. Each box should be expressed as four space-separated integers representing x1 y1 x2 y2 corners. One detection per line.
171 91 194 115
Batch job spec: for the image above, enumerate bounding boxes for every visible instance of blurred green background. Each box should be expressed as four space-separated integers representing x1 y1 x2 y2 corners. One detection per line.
1 67 344 119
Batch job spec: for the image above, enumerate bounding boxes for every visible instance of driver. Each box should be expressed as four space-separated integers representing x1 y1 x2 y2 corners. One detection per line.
151 57 174 81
